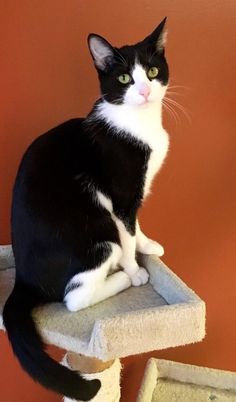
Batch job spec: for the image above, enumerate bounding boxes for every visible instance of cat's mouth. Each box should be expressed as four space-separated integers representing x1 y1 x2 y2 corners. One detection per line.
141 97 153 104
139 99 151 107
138 96 158 106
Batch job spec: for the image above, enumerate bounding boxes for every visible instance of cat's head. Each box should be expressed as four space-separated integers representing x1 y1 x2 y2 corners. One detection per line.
88 18 169 107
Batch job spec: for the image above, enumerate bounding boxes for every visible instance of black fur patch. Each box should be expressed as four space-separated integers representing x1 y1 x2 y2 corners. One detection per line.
64 281 81 297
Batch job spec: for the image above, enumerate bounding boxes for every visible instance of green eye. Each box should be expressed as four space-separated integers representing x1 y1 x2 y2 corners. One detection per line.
118 74 131 84
147 67 159 79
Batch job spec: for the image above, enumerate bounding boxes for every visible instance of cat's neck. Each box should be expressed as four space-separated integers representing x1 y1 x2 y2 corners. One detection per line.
92 100 164 149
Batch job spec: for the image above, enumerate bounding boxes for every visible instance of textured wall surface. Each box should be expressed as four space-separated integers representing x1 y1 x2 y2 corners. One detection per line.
1 1 236 401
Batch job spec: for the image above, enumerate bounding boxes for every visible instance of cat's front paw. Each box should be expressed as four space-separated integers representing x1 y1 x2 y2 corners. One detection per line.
138 239 164 256
130 267 149 287
115 270 132 290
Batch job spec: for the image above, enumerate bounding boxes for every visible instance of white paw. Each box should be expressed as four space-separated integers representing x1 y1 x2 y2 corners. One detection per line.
119 259 140 277
115 271 132 290
130 267 149 287
140 239 164 256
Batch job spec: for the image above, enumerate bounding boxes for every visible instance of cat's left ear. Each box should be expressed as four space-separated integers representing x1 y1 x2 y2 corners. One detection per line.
143 17 168 53
88 34 115 71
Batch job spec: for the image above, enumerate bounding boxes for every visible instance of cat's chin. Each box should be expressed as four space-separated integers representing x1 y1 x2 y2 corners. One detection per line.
129 98 161 108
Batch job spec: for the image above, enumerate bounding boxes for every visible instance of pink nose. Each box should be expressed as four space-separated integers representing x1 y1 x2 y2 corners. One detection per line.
139 83 150 99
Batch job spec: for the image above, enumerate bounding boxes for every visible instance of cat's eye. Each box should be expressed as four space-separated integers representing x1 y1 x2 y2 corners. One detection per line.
118 74 131 84
147 67 159 79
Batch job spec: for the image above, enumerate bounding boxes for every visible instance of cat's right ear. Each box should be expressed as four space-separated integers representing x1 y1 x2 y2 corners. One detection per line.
88 34 115 72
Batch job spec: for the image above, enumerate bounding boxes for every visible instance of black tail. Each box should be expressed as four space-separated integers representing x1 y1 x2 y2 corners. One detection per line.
3 282 101 400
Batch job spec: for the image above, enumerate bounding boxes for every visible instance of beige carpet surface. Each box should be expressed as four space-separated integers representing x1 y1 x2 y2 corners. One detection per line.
137 359 236 402
0 246 205 359
152 378 236 402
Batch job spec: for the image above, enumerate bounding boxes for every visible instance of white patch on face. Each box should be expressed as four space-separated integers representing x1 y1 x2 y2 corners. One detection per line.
124 63 166 106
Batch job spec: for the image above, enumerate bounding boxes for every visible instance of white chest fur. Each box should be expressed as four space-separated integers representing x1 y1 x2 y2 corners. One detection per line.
143 129 169 197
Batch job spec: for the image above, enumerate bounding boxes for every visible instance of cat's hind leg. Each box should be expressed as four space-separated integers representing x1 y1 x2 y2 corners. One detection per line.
64 243 131 312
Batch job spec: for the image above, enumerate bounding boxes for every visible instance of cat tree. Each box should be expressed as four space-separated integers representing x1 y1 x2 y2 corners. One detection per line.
137 358 236 401
0 245 205 401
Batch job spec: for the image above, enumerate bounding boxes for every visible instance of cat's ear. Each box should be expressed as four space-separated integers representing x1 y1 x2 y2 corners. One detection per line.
88 34 115 71
143 17 167 53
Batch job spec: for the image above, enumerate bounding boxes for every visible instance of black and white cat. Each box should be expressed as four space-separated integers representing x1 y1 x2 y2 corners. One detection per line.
3 18 169 401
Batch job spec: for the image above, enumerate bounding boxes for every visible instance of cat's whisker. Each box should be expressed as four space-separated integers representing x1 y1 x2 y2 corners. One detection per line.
114 49 128 67
162 99 180 125
166 90 184 97
115 59 128 68
164 99 190 124
101 93 108 100
112 96 125 105
167 83 190 91
164 104 179 126
162 102 175 123
149 48 159 63
164 96 192 123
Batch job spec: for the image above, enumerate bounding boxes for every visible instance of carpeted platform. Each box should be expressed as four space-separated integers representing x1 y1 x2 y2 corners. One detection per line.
0 245 205 361
137 359 236 402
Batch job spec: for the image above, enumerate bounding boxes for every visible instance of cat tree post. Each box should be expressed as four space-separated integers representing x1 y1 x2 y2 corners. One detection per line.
62 353 121 402
66 352 115 374
0 246 206 401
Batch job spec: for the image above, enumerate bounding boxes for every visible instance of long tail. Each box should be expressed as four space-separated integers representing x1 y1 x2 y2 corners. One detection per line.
3 282 101 401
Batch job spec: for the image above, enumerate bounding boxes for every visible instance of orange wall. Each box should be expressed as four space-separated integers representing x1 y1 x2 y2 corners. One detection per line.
1 2 236 401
